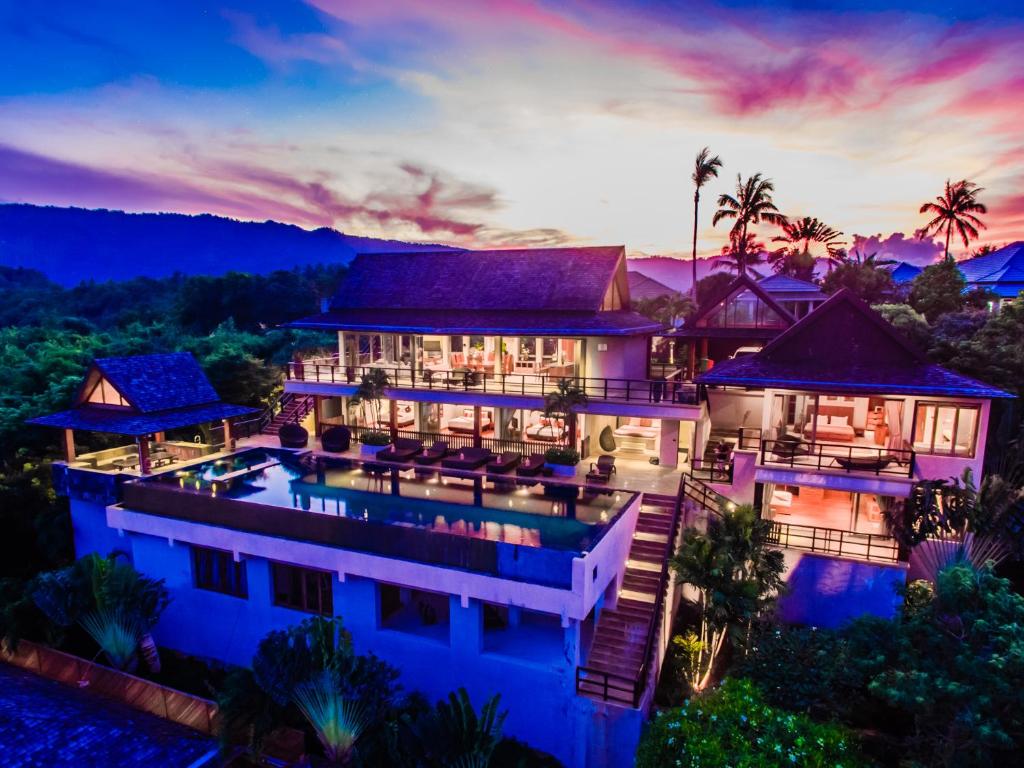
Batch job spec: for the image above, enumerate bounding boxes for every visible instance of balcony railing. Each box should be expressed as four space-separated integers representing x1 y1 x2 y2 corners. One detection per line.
767 520 901 564
759 439 914 478
348 425 553 456
285 360 700 406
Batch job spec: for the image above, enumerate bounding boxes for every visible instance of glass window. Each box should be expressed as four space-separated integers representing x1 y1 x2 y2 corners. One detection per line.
703 289 788 329
192 546 247 598
271 563 332 615
913 403 979 457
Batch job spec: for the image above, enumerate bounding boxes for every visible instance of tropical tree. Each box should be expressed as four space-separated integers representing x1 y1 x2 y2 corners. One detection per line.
885 469 1024 581
919 179 987 260
543 378 588 447
670 504 786 691
634 293 695 328
388 688 507 768
293 672 371 765
770 216 845 274
821 257 895 304
909 259 967 321
713 232 766 276
712 173 787 257
349 368 390 439
690 147 724 297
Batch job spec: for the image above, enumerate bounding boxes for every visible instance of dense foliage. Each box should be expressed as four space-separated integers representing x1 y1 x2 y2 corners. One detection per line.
636 678 868 768
736 565 1024 767
0 265 340 582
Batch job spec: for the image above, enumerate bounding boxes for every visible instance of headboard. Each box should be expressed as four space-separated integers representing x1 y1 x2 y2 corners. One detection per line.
812 403 856 422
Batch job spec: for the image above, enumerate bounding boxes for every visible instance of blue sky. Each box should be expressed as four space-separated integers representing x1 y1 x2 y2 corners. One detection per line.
1 0 1022 261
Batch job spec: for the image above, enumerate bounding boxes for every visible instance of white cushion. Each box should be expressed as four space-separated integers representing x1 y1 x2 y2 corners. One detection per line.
831 415 849 427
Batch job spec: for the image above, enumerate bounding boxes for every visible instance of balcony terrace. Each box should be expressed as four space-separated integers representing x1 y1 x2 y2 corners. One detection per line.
285 358 699 408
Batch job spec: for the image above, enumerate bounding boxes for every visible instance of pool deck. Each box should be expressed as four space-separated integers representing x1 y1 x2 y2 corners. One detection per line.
0 663 216 768
238 434 685 497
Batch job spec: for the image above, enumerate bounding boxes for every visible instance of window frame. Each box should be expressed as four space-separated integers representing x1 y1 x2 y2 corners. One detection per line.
270 562 333 615
191 545 248 598
912 401 980 458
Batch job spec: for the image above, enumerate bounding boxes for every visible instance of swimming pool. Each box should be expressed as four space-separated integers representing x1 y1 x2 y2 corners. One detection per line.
158 449 629 552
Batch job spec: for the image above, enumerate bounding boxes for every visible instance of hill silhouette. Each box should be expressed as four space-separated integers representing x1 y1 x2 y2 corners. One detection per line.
0 204 452 285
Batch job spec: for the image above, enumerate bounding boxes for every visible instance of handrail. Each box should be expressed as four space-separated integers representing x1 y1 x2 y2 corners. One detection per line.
576 473 690 708
736 426 762 451
348 425 555 456
285 362 700 406
767 519 901 564
759 438 914 477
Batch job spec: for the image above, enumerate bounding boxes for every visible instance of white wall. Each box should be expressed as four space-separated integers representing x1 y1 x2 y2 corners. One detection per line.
708 389 764 432
584 336 648 380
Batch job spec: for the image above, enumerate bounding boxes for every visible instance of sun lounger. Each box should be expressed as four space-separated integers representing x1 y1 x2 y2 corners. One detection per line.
486 451 521 474
414 441 449 465
376 437 423 463
441 447 494 470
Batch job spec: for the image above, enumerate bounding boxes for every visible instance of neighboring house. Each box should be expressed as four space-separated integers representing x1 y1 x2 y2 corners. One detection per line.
888 261 923 285
757 273 827 319
956 241 1024 306
27 251 1013 768
626 270 681 302
663 273 797 377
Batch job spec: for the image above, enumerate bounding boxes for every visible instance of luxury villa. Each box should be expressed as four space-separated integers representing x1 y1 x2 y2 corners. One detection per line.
28 245 1012 767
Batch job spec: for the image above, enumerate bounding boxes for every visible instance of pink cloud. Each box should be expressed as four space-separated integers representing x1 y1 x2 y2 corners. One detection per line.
850 232 944 266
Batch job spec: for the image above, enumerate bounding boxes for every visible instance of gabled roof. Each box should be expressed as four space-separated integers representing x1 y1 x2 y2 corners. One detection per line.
757 273 826 298
29 353 259 436
667 274 795 339
956 242 1024 297
82 353 220 413
332 246 626 312
697 290 1012 398
627 271 680 301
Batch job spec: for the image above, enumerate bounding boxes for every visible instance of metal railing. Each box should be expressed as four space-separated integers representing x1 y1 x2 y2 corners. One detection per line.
576 474 689 707
348 426 553 456
736 426 762 451
285 360 700 406
767 520 901 564
759 439 914 477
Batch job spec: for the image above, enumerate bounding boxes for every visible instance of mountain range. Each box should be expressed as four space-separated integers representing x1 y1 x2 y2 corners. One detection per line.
0 204 451 286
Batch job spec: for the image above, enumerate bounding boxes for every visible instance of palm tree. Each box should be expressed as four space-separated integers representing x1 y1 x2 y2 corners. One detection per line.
771 216 845 271
293 672 370 766
543 378 588 447
714 232 766 275
832 248 896 269
691 148 724 296
713 173 787 255
919 179 987 261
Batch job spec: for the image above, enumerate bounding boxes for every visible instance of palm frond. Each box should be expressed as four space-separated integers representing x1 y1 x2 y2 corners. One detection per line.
293 672 370 764
80 609 141 670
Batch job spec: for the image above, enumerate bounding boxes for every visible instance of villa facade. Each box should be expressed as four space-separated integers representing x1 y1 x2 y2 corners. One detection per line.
29 246 1012 767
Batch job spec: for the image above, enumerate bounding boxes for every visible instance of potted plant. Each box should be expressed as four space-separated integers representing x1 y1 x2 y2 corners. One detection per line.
349 369 391 454
544 446 580 476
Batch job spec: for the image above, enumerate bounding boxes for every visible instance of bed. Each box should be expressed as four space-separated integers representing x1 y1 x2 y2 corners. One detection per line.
446 408 494 434
373 404 415 429
526 418 566 442
802 406 856 442
614 417 659 440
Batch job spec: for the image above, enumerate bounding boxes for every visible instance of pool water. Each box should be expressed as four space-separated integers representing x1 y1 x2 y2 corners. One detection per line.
163 449 626 552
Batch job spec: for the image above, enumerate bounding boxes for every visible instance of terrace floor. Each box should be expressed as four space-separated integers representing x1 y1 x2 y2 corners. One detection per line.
239 433 685 497
0 664 215 768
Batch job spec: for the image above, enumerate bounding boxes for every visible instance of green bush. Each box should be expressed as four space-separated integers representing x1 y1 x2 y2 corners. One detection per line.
360 431 392 446
636 678 869 768
543 447 579 466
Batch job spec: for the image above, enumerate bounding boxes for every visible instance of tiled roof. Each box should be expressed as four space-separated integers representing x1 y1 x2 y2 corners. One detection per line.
627 271 680 301
332 246 625 312
90 353 219 413
288 308 663 336
758 274 826 297
696 289 1012 398
888 262 923 284
28 402 259 436
957 242 1024 298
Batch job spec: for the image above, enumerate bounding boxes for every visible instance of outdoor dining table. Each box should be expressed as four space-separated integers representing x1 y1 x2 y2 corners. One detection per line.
111 456 139 471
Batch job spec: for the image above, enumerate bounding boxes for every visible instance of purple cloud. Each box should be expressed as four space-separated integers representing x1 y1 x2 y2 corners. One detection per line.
850 232 944 266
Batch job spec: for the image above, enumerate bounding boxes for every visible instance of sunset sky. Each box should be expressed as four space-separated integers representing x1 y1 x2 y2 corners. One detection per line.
2 0 1023 264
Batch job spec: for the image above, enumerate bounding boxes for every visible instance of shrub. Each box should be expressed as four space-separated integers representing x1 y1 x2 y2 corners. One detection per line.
635 678 868 768
360 431 392 446
543 447 579 466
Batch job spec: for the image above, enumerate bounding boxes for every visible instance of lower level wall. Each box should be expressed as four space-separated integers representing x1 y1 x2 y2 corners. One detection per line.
777 549 907 628
122 527 643 767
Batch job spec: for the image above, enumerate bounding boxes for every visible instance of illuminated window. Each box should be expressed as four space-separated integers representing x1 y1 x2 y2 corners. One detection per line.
271 563 332 615
913 403 979 458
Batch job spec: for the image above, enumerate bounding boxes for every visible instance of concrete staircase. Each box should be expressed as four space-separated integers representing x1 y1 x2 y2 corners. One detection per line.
263 394 315 436
576 497 677 705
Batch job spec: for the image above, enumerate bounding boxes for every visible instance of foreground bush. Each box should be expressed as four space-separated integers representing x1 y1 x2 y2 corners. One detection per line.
635 678 868 768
